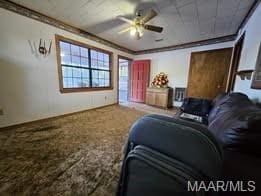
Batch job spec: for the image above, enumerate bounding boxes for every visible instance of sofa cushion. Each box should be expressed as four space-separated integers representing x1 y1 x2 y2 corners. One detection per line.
208 93 261 155
208 93 250 123
212 92 249 107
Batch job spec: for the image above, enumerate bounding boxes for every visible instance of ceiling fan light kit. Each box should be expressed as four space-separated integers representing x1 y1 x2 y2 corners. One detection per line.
130 27 136 36
117 9 164 40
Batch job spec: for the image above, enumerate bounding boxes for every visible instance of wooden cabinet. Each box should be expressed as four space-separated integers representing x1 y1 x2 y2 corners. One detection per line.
145 87 173 108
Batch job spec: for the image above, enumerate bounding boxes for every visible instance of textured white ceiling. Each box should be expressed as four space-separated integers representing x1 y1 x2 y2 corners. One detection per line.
11 0 255 51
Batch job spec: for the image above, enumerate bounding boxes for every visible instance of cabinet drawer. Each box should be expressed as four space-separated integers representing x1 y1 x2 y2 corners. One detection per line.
147 88 169 93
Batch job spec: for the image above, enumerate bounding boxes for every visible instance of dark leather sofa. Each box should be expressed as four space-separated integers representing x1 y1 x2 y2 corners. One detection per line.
207 92 261 195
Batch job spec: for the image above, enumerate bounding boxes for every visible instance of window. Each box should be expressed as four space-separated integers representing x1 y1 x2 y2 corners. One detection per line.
55 35 113 92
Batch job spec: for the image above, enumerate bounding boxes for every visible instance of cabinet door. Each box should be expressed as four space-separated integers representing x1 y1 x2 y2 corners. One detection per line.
146 92 156 105
155 93 167 108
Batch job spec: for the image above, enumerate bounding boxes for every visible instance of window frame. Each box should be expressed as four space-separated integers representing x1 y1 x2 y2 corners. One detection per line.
55 34 113 93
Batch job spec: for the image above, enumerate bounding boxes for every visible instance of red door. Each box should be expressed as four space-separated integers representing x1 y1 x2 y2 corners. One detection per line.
130 60 150 102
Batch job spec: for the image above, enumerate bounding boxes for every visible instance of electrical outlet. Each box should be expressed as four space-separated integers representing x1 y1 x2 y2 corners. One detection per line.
0 108 3 115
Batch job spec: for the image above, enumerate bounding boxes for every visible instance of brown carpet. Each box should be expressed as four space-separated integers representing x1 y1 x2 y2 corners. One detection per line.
120 101 177 117
0 105 145 196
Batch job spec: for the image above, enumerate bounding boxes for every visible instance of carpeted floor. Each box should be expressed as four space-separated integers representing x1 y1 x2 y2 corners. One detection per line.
0 105 146 196
120 101 177 117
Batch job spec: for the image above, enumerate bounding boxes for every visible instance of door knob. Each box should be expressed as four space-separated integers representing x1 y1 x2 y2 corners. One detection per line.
217 84 221 89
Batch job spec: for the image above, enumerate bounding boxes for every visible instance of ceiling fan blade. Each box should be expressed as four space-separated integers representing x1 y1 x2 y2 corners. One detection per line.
141 9 157 23
118 26 132 34
117 16 134 25
144 24 163 33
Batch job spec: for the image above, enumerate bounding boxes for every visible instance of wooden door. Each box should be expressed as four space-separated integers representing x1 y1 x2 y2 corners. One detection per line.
130 60 150 102
187 48 232 100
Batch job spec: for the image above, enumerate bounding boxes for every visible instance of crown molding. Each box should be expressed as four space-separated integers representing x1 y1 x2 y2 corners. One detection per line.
0 0 134 54
134 35 237 55
0 0 257 55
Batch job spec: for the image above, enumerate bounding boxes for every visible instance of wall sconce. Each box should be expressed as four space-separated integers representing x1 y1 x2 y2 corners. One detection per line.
236 69 254 80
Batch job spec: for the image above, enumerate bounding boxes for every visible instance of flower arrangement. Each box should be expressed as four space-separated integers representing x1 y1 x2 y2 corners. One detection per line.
151 72 169 88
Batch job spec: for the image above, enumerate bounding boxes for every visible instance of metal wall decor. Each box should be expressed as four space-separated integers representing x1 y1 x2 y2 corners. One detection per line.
28 39 52 58
38 39 52 56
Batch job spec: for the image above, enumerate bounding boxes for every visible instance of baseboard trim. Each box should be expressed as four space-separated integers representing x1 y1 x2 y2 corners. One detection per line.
0 103 118 131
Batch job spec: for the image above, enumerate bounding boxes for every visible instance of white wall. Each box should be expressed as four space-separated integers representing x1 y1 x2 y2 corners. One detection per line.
233 4 261 101
0 8 133 128
134 42 234 106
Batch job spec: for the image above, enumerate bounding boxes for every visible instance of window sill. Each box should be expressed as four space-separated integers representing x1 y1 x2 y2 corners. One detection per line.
60 87 113 93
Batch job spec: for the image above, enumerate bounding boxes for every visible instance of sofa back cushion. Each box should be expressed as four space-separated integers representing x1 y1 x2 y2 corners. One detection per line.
208 93 261 155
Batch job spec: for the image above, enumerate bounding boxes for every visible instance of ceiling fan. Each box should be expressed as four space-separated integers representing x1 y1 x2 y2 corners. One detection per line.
117 9 163 40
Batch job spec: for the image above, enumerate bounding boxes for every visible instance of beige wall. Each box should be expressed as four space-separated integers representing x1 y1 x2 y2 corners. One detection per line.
134 42 234 106
1 4 260 128
134 5 261 104
0 8 133 128
233 4 261 101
